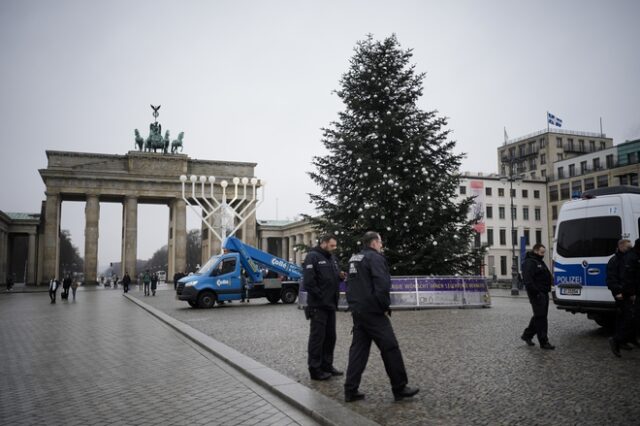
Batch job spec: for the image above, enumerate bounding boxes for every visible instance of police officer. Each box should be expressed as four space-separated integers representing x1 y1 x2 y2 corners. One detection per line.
616 238 640 356
607 239 637 356
520 243 555 350
344 231 419 402
303 234 344 381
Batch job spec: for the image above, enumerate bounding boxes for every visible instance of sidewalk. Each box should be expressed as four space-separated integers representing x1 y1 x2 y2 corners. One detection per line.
0 289 317 425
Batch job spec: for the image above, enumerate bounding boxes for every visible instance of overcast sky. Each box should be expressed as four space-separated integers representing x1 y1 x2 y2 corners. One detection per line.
1 0 639 269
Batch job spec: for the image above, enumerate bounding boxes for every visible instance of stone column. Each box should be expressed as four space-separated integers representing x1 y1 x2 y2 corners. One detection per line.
288 235 295 263
311 232 318 247
84 194 100 285
296 233 304 264
261 237 269 253
173 199 187 273
27 232 37 285
42 192 61 282
123 196 138 279
281 237 288 261
0 231 7 285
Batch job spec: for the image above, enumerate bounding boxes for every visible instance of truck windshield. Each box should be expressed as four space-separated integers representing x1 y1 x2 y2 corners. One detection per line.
195 256 220 275
557 216 621 258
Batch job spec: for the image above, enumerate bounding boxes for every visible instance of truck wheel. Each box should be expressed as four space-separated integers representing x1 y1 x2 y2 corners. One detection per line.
281 287 298 304
266 291 281 304
188 301 198 308
198 291 216 309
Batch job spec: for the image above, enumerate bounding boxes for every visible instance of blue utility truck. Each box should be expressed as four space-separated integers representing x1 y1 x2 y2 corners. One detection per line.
176 236 302 308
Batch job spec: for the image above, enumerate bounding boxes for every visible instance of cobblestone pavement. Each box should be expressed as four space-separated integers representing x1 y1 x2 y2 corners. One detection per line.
136 288 640 425
0 289 316 426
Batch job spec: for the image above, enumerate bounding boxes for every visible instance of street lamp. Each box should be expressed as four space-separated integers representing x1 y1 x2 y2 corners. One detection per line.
500 156 523 296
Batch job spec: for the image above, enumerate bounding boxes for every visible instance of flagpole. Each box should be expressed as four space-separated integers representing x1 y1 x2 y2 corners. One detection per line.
546 111 549 133
600 117 603 137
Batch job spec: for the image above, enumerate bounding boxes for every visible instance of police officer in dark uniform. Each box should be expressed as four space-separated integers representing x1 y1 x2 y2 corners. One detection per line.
344 231 419 402
607 239 636 356
521 243 555 350
303 234 344 381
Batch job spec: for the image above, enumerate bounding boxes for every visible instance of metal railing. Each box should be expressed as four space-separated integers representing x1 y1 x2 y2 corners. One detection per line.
503 128 607 146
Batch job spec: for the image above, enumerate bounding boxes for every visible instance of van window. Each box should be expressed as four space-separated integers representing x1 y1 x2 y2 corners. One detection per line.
557 216 621 258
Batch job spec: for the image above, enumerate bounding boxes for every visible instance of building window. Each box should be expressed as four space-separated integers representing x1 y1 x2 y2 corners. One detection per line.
512 229 518 245
540 154 546 165
628 152 638 165
523 207 529 220
580 161 587 174
579 140 585 152
524 229 530 246
560 183 570 200
534 190 540 199
499 229 506 245
534 207 541 221
552 205 558 220
531 172 536 179
500 256 507 275
572 181 582 198
558 167 564 179
549 185 559 202
584 177 595 190
557 153 563 161
632 174 639 186
536 229 542 245
597 175 609 188
499 206 506 219
511 206 517 220
487 228 494 246
593 157 601 170
541 169 546 178
511 188 516 197
589 140 596 152
606 154 615 168
600 141 606 150
556 137 563 148
522 189 528 198
474 232 481 248
485 187 492 196
569 164 576 177
486 206 493 219
620 175 628 185
459 185 467 194
567 138 574 150
498 188 505 197
540 138 546 149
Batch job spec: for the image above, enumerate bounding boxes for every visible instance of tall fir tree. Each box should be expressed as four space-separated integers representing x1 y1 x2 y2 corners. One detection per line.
308 34 484 275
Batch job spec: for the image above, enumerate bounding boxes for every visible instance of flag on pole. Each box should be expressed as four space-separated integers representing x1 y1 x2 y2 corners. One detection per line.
547 112 563 127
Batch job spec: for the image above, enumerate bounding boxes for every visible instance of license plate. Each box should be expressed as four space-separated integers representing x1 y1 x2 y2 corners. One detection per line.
560 287 581 296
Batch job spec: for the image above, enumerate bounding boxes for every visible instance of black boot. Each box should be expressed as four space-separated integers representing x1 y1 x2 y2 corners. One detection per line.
608 337 621 357
521 335 535 346
309 370 331 381
540 342 556 350
345 390 365 402
393 386 420 401
324 366 343 376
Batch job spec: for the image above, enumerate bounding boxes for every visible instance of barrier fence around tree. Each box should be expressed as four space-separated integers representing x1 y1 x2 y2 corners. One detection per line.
298 276 491 310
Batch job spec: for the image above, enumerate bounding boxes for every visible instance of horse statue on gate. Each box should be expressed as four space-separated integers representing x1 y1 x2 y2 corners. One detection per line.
171 132 184 154
134 129 144 151
145 121 166 153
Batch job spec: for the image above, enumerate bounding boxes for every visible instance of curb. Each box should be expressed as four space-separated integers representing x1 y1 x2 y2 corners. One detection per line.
124 294 378 426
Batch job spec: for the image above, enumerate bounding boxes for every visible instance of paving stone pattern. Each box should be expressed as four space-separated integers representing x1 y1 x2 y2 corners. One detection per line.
0 289 316 426
139 288 640 425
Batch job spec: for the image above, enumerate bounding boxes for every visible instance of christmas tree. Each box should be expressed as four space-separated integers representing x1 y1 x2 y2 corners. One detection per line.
307 34 484 275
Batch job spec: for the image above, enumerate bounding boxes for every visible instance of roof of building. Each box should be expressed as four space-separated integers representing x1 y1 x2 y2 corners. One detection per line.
257 220 297 227
4 212 40 221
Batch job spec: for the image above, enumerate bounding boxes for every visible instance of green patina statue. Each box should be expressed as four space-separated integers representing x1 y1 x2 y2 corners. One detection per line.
134 105 184 154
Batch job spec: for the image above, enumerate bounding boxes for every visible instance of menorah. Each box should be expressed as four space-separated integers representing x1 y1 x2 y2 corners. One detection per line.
179 175 265 252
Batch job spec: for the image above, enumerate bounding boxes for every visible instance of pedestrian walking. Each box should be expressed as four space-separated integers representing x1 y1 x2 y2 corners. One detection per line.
521 244 555 350
48 277 59 304
610 238 640 356
122 271 131 294
303 234 344 381
173 270 186 291
70 278 78 301
143 270 151 296
62 274 72 300
344 231 419 402
5 273 14 291
151 273 158 296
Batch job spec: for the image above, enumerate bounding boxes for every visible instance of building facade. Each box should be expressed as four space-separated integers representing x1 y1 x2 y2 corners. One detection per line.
457 173 549 281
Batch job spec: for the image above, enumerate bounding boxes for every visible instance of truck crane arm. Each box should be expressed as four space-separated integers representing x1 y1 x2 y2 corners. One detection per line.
223 236 302 283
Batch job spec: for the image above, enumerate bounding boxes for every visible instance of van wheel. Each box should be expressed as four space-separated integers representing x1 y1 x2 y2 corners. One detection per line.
266 291 281 304
188 301 198 308
198 291 216 309
281 287 298 304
